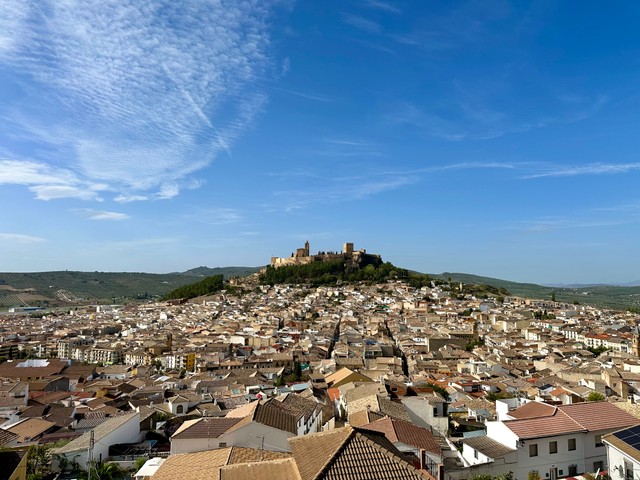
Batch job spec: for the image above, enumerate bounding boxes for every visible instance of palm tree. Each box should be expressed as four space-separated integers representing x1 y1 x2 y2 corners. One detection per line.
81 461 125 480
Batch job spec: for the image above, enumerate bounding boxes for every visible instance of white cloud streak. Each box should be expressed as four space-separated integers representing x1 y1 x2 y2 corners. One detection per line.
363 1 402 15
0 233 46 243
523 163 640 179
0 0 276 201
73 209 130 221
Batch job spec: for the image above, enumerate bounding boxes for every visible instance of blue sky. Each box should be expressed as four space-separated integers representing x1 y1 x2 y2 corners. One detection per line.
1 1 640 284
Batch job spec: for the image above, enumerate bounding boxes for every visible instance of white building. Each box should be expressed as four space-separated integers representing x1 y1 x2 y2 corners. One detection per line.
604 425 640 480
52 412 141 470
461 401 639 480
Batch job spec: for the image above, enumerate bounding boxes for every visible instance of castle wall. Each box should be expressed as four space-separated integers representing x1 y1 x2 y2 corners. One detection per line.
270 243 381 268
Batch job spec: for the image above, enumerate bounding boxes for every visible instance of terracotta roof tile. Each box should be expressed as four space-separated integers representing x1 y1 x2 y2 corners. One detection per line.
151 446 290 480
0 428 19 447
348 409 385 427
254 400 299 434
290 427 353 480
462 436 516 459
508 401 556 419
504 401 640 440
227 446 291 464
151 448 232 480
362 417 442 457
6 417 56 442
558 402 639 431
219 458 301 480
171 417 242 439
290 426 430 480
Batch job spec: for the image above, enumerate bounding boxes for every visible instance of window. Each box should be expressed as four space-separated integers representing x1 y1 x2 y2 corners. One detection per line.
593 461 604 472
474 449 478 459
625 460 634 480
595 434 603 447
529 444 538 457
176 404 184 414
568 438 576 451
549 441 558 454
219 442 227 448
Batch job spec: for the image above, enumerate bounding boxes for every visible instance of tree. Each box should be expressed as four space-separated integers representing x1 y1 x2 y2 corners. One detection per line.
551 291 556 302
472 473 514 480
82 461 126 480
586 391 605 402
27 445 52 480
486 392 515 402
133 457 148 473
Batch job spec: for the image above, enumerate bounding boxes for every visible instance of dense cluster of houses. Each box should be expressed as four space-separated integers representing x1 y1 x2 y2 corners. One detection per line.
2 279 640 479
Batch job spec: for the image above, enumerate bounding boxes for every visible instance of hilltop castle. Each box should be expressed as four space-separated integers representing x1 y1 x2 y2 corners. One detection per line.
270 241 382 268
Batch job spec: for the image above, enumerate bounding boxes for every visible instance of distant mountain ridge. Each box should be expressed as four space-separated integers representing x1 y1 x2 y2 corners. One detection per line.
177 266 261 278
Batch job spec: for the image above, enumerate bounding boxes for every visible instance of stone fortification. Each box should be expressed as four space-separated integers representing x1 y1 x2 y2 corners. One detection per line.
270 242 381 268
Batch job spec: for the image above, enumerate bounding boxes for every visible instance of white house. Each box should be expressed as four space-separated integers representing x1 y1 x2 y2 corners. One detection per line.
52 412 141 470
461 401 639 480
603 424 640 480
401 394 449 435
171 395 322 454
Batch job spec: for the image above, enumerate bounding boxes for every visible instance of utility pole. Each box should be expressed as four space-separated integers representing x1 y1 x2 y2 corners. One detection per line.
257 435 265 461
87 429 94 480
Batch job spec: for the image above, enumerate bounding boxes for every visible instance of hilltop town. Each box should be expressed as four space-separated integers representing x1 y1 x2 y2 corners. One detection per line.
2 245 640 479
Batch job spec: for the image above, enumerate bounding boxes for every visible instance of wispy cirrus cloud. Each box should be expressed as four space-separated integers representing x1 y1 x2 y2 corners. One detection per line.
182 207 243 226
384 95 607 141
341 13 383 34
523 162 640 179
515 216 639 233
0 0 278 201
363 1 402 15
269 171 417 212
267 158 628 214
271 87 335 103
72 209 130 221
0 233 46 244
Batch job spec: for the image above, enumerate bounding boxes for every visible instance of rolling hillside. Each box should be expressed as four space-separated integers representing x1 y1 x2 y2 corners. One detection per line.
1 264 638 311
0 266 262 308
433 272 640 310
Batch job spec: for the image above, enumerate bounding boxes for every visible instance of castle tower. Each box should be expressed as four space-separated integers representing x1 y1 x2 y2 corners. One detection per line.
343 242 354 255
304 240 310 256
166 332 173 350
633 324 640 357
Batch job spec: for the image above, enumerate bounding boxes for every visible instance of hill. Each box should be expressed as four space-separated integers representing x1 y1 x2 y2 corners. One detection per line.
259 257 434 287
432 272 640 311
162 274 225 301
179 266 261 278
0 266 262 309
